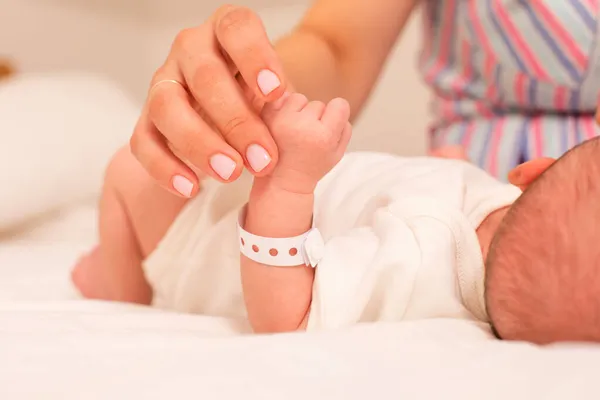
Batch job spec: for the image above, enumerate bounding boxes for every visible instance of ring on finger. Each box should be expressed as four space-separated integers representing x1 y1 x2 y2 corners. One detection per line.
149 79 186 96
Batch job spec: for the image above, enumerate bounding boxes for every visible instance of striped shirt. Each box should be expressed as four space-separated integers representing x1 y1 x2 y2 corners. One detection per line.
421 0 600 179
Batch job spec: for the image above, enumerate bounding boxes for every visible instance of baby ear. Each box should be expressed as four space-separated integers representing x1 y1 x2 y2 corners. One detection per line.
508 157 556 191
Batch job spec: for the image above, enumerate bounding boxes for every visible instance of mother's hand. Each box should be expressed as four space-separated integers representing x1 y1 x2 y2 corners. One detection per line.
131 5 287 197
508 158 555 191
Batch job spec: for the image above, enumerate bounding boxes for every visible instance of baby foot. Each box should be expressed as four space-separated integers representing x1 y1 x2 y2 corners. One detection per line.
71 246 111 300
260 93 352 194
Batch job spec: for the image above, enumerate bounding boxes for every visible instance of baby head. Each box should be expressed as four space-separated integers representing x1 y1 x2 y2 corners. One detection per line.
485 137 600 344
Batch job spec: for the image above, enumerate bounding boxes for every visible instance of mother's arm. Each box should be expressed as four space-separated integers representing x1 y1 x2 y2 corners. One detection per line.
275 0 421 120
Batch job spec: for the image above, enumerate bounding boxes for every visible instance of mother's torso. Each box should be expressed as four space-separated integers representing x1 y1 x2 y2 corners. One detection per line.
420 0 600 125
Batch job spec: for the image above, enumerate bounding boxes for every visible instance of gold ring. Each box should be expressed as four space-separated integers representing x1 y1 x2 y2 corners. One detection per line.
149 79 185 95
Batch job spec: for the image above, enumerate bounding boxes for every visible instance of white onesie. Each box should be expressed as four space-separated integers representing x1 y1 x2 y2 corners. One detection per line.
143 153 521 329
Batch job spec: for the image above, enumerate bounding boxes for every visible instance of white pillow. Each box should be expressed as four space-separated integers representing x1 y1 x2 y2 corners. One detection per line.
0 73 141 232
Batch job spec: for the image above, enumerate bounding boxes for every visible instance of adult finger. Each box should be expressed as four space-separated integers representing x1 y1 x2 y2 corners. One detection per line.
508 157 556 190
175 34 278 175
213 5 287 102
130 110 199 198
147 73 244 182
235 72 266 113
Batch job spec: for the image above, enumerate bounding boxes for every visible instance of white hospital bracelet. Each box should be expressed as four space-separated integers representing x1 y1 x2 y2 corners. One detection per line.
237 204 325 267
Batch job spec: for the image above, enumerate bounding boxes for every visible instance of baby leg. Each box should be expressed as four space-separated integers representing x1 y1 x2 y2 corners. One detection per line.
72 146 188 304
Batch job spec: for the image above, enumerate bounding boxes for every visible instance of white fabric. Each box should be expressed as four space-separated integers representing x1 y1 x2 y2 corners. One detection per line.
4 204 600 399
0 73 139 232
144 153 521 327
144 174 252 316
309 153 522 329
3 73 598 398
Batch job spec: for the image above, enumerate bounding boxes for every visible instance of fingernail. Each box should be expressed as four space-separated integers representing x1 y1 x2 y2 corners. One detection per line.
246 144 271 172
257 70 280 96
173 175 194 197
209 154 237 180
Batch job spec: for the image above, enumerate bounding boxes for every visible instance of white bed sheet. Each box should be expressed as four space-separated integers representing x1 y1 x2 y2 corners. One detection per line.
2 205 600 399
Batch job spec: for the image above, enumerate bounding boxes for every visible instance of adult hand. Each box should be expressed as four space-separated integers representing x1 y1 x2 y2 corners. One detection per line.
508 157 555 191
130 5 287 198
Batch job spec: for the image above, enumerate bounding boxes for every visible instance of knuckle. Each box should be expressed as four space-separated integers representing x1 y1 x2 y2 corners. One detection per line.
326 134 339 148
150 66 169 87
214 3 236 20
325 125 342 147
215 6 255 37
147 91 169 121
142 153 162 179
173 28 197 52
129 129 143 157
221 114 253 139
177 133 204 162
190 55 220 89
128 133 160 178
194 54 218 74
129 132 139 154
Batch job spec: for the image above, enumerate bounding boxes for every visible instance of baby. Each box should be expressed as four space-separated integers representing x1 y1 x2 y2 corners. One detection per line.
73 93 600 344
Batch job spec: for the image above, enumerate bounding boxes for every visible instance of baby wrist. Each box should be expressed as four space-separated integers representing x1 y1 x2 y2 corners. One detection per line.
252 175 317 197
247 177 315 239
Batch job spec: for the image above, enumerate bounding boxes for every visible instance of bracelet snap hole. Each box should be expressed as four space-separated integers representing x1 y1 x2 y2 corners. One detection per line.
252 245 259 253
269 249 278 256
289 248 298 256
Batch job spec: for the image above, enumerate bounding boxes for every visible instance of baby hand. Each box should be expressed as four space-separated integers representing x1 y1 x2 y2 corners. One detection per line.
260 93 352 194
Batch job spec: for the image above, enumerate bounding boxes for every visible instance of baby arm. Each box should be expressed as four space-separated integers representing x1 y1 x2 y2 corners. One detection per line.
240 93 352 333
243 179 315 333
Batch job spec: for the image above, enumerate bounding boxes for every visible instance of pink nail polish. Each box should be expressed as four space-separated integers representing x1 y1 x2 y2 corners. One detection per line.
210 153 236 180
257 70 281 96
246 144 271 172
173 175 193 197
